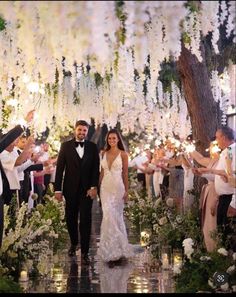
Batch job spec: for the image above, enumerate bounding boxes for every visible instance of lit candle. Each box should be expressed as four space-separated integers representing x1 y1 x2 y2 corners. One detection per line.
173 255 182 268
173 250 183 273
19 270 28 282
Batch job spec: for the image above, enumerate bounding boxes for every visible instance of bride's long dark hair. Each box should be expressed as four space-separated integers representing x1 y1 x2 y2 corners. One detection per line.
104 129 126 151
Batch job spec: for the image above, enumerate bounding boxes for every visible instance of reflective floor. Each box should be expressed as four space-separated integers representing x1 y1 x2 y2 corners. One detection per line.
19 200 175 293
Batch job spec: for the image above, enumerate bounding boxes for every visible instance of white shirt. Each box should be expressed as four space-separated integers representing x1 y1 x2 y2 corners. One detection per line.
215 142 236 195
129 154 148 173
39 151 50 163
16 147 34 181
75 140 84 159
0 148 20 190
17 159 34 181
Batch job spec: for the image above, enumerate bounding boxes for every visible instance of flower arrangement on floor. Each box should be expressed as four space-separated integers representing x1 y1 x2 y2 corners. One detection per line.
0 185 67 281
175 239 236 293
124 175 202 253
124 174 236 293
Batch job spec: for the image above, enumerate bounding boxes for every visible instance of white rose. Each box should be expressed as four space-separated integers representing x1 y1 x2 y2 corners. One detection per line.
200 256 211 261
217 248 228 256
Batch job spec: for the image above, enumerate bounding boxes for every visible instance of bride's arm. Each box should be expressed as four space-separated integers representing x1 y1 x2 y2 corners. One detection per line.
121 151 129 202
99 168 104 188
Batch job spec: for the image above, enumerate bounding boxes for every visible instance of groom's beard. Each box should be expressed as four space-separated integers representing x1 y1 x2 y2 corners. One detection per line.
76 134 87 141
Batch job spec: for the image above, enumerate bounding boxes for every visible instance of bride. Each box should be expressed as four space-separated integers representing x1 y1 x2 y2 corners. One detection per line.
97 129 134 267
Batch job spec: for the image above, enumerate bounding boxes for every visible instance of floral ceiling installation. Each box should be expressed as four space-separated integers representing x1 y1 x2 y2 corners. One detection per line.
0 1 235 136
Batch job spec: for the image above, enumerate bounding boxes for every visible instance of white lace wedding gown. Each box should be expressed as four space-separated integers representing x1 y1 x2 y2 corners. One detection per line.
97 152 135 262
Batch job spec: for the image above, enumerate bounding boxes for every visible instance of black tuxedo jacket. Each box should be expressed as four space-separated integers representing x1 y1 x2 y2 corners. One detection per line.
54 138 100 199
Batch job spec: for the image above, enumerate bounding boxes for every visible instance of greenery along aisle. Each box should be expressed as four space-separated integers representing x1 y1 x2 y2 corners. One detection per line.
0 184 67 292
124 172 202 253
124 173 236 293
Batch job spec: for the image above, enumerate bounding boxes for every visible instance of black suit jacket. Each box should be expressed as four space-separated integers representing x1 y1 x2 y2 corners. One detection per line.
54 138 100 199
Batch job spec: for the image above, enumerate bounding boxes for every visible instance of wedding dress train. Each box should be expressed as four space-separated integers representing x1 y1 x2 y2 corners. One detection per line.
97 152 135 262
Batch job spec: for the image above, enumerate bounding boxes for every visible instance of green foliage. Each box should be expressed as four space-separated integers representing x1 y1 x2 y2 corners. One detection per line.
0 276 22 293
184 1 200 13
182 32 191 45
0 16 6 31
114 50 119 73
125 174 202 251
158 60 181 93
94 72 103 88
115 1 127 45
1 99 13 129
175 250 235 293
105 71 113 84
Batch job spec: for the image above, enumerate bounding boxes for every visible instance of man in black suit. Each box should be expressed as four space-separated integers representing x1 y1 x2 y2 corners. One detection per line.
0 110 35 247
54 120 100 263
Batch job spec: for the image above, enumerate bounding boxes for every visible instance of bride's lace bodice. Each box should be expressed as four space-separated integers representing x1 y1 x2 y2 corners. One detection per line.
100 152 125 195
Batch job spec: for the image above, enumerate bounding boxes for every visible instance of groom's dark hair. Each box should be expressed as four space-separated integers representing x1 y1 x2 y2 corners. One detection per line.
75 120 89 128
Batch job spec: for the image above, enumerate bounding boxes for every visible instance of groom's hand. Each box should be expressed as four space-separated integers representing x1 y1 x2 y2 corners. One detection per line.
87 187 97 199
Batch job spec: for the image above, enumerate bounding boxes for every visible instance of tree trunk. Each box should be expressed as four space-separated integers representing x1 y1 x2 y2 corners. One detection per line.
177 42 221 155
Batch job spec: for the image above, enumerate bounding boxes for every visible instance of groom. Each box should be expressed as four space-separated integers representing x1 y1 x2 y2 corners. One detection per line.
54 120 100 264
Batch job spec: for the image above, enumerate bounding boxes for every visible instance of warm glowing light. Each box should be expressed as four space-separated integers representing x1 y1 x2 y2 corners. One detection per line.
22 74 30 83
27 82 40 93
6 98 18 107
134 147 141 155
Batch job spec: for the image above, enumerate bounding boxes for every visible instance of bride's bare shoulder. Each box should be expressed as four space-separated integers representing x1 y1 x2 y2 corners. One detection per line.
120 150 128 158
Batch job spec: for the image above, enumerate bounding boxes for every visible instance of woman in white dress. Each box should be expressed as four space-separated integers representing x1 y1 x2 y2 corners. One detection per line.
97 129 134 267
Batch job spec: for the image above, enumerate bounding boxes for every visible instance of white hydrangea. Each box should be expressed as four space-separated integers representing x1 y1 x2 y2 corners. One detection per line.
182 238 194 260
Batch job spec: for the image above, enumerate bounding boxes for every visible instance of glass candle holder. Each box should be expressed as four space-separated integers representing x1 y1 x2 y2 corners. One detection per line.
172 248 183 272
161 245 171 270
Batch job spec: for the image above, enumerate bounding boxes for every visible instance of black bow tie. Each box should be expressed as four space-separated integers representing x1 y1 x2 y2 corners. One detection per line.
75 141 84 148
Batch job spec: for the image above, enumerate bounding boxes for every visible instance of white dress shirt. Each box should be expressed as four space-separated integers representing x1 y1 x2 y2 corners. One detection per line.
215 142 236 195
129 154 148 173
76 140 85 159
0 148 20 190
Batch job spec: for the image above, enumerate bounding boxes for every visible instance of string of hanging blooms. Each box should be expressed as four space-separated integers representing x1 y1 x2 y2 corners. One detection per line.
0 1 235 135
